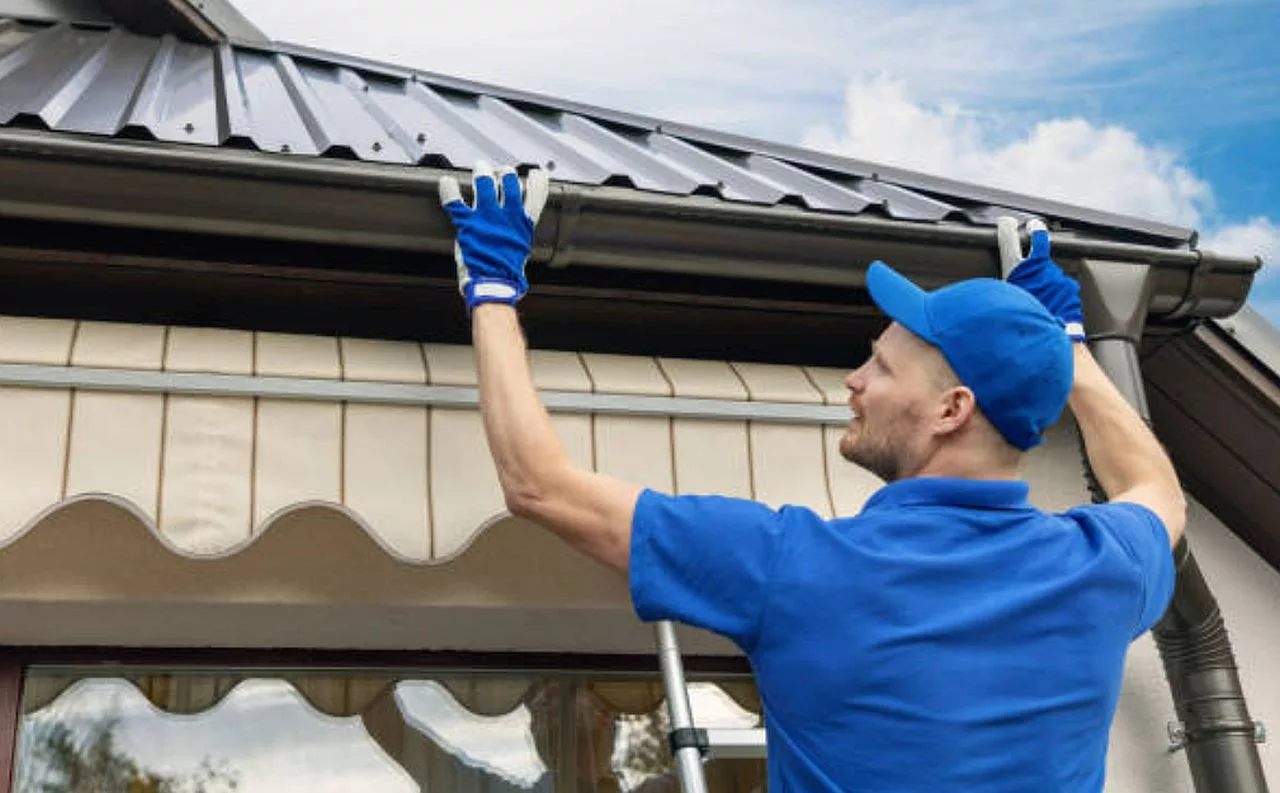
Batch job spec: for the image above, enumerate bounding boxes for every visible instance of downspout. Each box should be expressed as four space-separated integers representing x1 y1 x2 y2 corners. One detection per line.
1078 260 1268 793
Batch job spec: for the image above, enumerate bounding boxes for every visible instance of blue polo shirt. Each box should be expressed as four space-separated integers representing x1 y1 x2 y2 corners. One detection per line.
630 477 1174 792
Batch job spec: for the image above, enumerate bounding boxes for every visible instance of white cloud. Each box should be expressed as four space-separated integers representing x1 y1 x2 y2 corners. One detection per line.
801 74 1278 320
1202 218 1279 265
1203 218 1280 320
803 75 1213 227
228 0 1210 143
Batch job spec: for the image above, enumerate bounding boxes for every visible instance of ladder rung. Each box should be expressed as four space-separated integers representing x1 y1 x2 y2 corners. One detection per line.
703 727 767 760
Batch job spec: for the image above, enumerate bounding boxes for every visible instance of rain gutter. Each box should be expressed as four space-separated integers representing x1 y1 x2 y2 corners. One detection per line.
0 128 1260 321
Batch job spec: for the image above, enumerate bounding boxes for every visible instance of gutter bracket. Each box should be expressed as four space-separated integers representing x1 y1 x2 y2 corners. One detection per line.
1165 250 1217 322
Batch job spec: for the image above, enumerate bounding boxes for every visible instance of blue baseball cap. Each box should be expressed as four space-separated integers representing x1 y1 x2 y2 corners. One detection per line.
866 261 1073 451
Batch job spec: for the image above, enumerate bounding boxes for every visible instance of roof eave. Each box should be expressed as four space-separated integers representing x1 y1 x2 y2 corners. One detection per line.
0 127 1257 322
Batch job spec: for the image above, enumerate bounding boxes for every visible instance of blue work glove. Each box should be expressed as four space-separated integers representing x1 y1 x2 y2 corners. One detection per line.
439 162 550 311
998 218 1086 342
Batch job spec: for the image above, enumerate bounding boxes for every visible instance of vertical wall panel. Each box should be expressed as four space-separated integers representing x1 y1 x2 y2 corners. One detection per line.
749 423 833 517
731 362 824 405
803 366 849 407
71 322 165 369
161 328 255 552
672 420 752 498
580 353 672 396
0 388 69 541
659 358 752 498
0 317 75 365
159 395 255 553
530 350 593 393
165 327 254 375
594 415 674 492
255 333 341 379
341 337 431 558
422 344 477 386
429 407 506 559
254 333 342 527
423 345 501 559
732 362 831 516
340 338 427 383
255 400 342 526
344 404 430 561
531 351 594 471
582 354 674 493
66 392 164 516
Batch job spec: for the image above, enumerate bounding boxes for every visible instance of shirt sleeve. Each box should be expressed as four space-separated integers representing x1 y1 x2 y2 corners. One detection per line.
629 489 789 651
1073 501 1176 638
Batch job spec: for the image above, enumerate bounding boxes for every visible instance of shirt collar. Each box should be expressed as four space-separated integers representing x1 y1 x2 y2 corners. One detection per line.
861 477 1031 513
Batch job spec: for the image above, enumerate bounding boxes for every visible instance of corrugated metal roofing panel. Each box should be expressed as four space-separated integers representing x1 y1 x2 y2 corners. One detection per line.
0 16 1200 248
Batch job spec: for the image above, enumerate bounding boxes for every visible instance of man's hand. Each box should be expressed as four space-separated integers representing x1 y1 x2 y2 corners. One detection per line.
439 162 550 311
997 219 1086 342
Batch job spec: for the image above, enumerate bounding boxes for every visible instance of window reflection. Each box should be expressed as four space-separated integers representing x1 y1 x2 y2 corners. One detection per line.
17 670 766 793
17 678 414 793
394 681 549 789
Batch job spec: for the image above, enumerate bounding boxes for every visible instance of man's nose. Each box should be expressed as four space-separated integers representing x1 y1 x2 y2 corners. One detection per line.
845 367 864 394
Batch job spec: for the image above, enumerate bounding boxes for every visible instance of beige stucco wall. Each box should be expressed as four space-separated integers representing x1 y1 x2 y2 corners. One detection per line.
1106 497 1279 791
1023 416 1279 790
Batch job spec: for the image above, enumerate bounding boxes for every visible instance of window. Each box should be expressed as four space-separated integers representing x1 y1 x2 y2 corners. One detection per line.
14 667 765 793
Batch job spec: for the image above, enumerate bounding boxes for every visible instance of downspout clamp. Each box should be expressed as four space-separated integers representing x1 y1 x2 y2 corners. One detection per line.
1079 260 1269 793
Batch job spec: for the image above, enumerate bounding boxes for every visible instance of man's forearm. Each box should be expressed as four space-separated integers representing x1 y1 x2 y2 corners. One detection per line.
1069 344 1185 529
472 304 570 507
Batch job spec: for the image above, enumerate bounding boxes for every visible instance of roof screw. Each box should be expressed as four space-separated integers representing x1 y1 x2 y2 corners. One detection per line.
280 144 291 153
372 141 382 152
183 122 194 134
545 160 556 171
416 132 427 144
1167 720 1187 753
715 180 726 191
362 84 369 92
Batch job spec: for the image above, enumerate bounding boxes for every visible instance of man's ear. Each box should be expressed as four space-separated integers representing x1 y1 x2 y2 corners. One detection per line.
935 386 978 436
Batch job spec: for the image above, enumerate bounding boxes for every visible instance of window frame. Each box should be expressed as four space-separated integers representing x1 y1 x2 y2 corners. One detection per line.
0 645 751 793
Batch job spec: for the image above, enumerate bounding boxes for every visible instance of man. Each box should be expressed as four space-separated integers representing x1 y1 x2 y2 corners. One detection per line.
439 163 1181 792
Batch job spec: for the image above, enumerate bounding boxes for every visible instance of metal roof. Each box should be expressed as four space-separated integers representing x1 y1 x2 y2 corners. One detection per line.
0 16 1205 249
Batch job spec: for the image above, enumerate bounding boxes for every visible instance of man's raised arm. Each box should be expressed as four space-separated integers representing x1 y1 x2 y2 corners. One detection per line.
1068 344 1186 545
441 163 641 575
1004 223 1186 546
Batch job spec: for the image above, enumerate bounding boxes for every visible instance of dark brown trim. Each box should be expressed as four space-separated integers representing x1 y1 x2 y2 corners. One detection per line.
1144 327 1280 573
8 646 752 677
0 652 20 793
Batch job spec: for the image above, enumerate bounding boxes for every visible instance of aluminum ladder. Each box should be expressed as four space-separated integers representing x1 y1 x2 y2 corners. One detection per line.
655 621 768 793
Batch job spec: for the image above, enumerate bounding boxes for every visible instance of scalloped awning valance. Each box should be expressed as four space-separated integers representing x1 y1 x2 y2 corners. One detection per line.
0 315 913 652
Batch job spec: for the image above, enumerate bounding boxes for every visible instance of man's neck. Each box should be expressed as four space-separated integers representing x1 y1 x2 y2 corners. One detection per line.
907 447 1022 482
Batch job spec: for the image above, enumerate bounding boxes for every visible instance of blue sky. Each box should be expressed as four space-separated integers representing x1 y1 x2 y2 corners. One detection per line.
231 0 1279 323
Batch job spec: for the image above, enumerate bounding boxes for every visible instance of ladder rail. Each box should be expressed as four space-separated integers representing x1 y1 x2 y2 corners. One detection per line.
655 620 710 793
